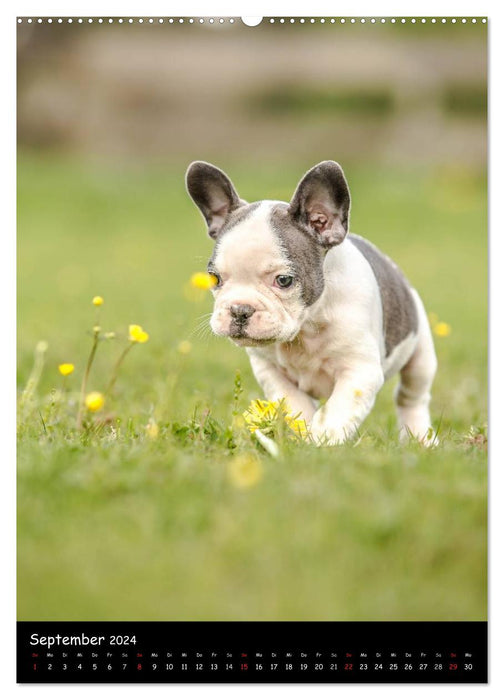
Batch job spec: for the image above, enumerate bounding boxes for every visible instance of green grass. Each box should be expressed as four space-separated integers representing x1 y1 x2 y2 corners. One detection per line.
251 86 395 118
17 151 487 621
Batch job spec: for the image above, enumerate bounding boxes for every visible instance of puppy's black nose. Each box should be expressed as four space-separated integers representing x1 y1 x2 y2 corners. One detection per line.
230 304 255 323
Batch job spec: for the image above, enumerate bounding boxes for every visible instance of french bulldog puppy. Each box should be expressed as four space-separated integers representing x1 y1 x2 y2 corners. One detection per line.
186 161 437 445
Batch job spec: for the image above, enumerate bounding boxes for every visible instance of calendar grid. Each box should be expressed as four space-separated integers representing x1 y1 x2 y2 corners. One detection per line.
17 621 487 683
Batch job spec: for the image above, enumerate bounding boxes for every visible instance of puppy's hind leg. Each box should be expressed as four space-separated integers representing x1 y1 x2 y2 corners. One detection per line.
395 293 438 445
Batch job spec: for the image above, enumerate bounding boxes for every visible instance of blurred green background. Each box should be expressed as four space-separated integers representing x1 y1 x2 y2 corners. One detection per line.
17 19 487 621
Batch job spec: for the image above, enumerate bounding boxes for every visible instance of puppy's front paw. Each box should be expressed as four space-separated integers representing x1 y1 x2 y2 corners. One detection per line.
421 427 439 447
398 424 439 447
309 413 351 446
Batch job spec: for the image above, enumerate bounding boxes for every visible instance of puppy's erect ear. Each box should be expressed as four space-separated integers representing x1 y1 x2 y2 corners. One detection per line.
288 161 351 248
186 161 246 239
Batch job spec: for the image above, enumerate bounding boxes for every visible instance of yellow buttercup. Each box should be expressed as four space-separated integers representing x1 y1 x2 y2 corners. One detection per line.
129 324 150 343
85 391 105 412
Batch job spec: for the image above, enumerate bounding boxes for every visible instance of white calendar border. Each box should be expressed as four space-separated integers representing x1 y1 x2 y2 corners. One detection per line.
2 0 501 698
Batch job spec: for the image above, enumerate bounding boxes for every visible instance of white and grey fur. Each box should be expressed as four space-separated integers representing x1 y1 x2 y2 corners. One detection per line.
186 160 437 445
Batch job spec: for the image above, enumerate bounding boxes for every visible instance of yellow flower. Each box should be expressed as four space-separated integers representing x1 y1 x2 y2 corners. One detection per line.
85 391 105 412
243 398 308 441
184 272 217 302
129 324 150 343
58 363 75 377
434 321 452 338
285 416 309 439
429 312 451 337
243 399 281 431
92 296 104 306
190 272 218 290
178 340 192 355
145 420 159 439
354 388 363 398
228 454 263 489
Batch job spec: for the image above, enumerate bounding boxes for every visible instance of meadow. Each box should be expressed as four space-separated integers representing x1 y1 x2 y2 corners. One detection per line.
17 152 487 621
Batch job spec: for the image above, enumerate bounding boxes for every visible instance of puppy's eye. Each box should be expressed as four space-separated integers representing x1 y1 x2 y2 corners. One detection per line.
275 275 294 289
209 272 221 287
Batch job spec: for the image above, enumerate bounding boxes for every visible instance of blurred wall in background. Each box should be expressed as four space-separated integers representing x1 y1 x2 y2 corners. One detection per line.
17 20 486 168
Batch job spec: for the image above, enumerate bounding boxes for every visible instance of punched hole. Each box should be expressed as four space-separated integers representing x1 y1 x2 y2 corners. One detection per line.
241 16 263 27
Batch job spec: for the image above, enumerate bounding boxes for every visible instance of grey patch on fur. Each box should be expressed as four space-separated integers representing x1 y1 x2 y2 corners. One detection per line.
207 202 262 269
349 234 418 356
219 201 262 236
269 202 326 306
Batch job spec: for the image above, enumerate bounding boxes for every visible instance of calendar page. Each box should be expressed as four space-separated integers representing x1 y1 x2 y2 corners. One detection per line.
16 14 488 684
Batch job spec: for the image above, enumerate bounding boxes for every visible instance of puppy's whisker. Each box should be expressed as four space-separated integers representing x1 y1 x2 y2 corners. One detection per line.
192 321 210 334
190 319 214 340
191 314 212 328
194 328 211 341
192 313 212 325
194 312 213 322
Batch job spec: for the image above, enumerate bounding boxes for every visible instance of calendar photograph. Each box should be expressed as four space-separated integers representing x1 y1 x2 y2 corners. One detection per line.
17 16 487 683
